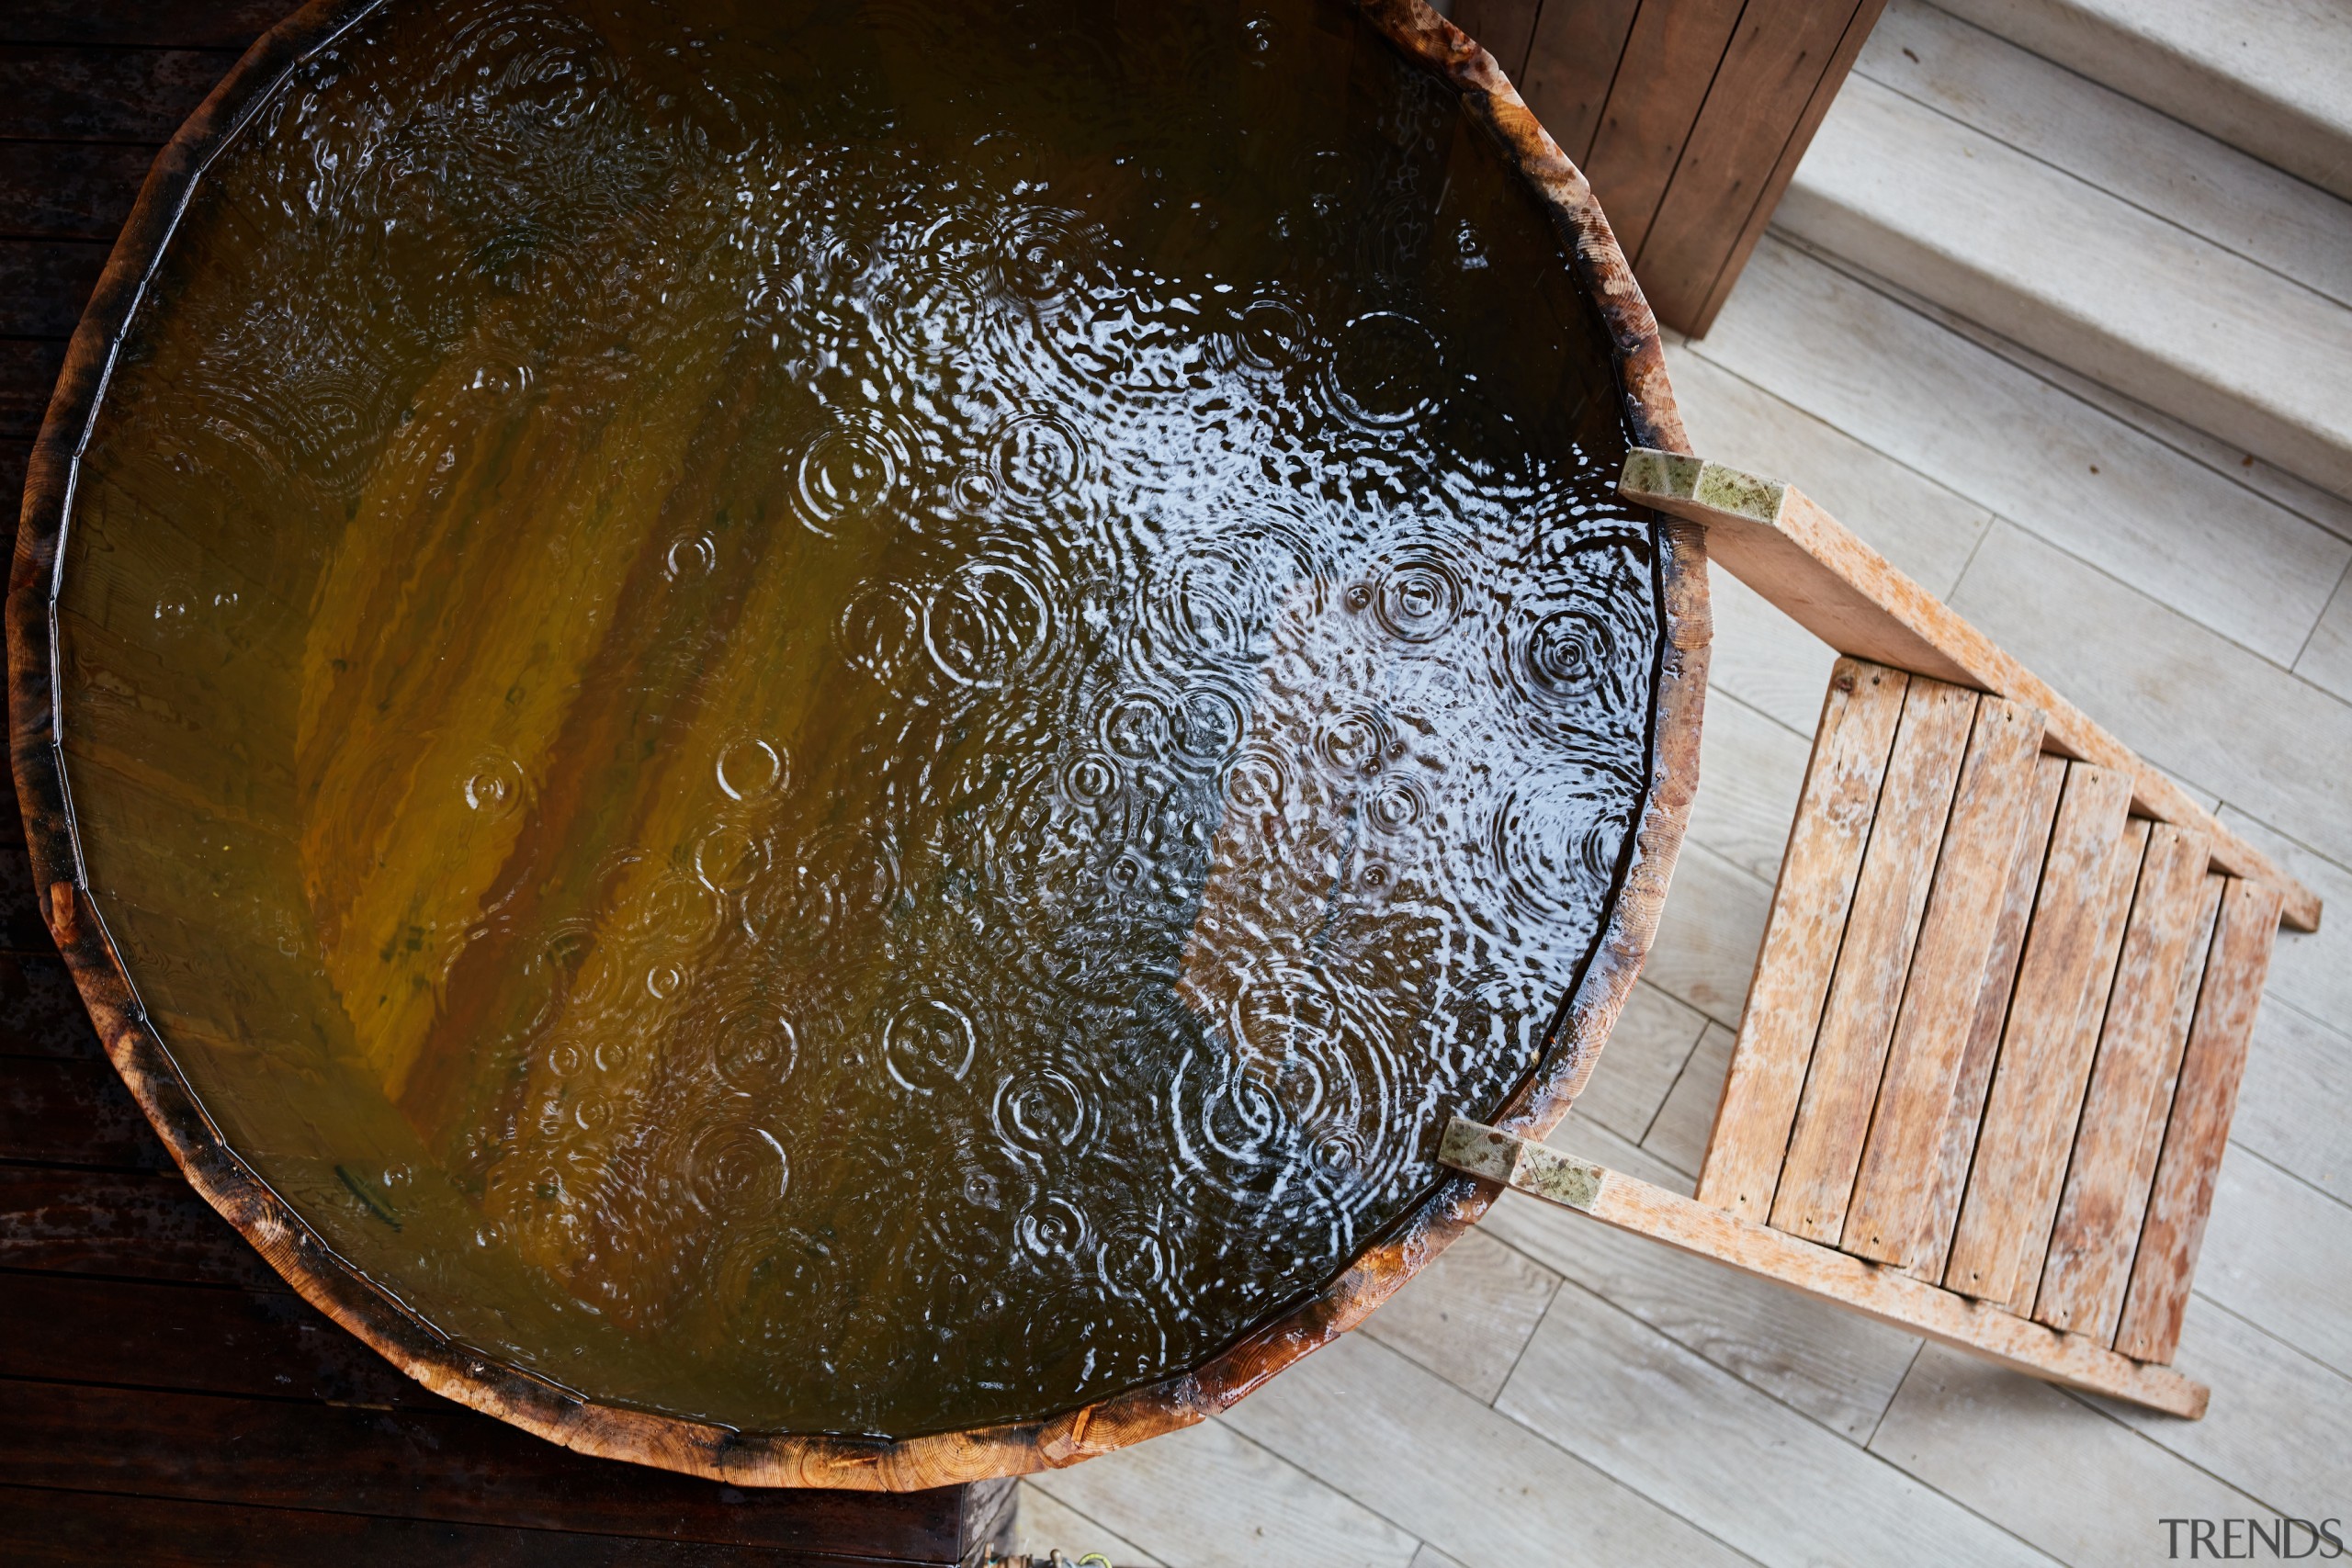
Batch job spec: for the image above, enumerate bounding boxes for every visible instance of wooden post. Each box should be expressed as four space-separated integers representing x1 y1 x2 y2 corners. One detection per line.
1449 0 1889 334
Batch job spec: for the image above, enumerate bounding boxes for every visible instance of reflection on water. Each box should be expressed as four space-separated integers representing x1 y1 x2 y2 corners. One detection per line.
60 0 1659 1436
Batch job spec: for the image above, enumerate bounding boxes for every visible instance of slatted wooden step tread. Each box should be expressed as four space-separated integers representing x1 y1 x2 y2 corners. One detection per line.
1694 655 2285 1369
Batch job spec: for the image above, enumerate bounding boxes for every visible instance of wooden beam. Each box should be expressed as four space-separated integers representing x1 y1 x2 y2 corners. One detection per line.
1771 676 1975 1243
1946 781 2142 1311
2033 824 2214 1340
1439 1117 2209 1418
1621 449 2322 932
2115 878 2285 1364
1693 659 1905 1223
1841 695 2044 1265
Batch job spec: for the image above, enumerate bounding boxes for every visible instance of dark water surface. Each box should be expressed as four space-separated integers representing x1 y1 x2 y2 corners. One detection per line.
58 0 1660 1435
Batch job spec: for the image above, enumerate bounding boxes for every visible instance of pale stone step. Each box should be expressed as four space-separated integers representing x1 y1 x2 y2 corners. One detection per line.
1774 2 2352 499
1937 0 2352 203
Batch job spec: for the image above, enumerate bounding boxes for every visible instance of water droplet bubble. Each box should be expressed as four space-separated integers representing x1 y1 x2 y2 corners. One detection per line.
462 754 528 818
794 423 903 537
664 534 717 578
714 738 785 802
1329 311 1445 426
715 1010 798 1089
884 996 978 1093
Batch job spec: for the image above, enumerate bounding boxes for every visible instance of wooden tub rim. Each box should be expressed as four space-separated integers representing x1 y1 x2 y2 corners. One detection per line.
6 0 1709 1490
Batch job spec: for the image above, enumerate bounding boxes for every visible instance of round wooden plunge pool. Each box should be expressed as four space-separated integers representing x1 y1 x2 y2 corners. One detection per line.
11 0 1707 1487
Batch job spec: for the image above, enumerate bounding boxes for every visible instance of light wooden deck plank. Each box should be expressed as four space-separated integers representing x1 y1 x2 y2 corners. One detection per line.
2087 1303 2352 1517
1643 1021 1737 1179
1870 1345 2262 1568
1687 688 1815 886
1027 1417 1418 1568
1857 0 2352 312
2211 811 2352 1031
1357 1227 1560 1404
1706 570 1847 737
1690 237 2348 664
1945 767 2137 1306
1499 1282 2061 1568
1641 840 1775 1032
1014 1485 1165 1567
1775 677 1978 1241
2298 568 2352 705
1915 754 2070 1281
1451 1122 2205 1417
2234 998 2352 1204
2116 879 2284 1362
1667 331 1995 597
2034 826 2215 1338
1930 0 2352 207
2195 1147 2352 1382
1845 698 2046 1264
1948 523 2352 881
1489 1119 1923 1439
1573 980 1712 1145
1782 72 2352 498
1221 1334 1755 1568
1696 659 1910 1221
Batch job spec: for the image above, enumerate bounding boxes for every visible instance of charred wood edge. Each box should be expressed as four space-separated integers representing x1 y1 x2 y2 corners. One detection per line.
4 0 1707 1489
1437 1115 2209 1418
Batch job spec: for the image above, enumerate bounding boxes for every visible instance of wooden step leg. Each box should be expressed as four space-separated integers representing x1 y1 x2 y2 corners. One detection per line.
1441 1117 2208 1418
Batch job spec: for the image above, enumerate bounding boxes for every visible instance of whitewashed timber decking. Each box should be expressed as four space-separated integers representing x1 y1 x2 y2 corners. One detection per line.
1012 6 2352 1562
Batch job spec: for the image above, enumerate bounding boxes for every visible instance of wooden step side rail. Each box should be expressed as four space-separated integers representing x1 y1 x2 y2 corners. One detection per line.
1439 1117 2209 1418
1619 449 2321 932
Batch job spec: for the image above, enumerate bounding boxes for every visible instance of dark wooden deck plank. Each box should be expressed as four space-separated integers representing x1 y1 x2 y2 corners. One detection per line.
0 1166 284 1287
0 240 109 336
2 0 285 50
0 141 160 240
0 1055 172 1168
0 46 243 142
2 1380 972 1558
0 1270 430 1405
0 1484 937 1566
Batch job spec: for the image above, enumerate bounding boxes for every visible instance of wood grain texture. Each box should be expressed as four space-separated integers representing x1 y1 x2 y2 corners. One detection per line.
1516 0 1643 164
0 241 107 338
1772 675 1976 1242
0 141 159 241
1580 0 1747 259
0 1053 173 1168
1917 753 2067 1281
1635 0 1886 333
0 1381 983 1558
0 1272 433 1406
1842 695 2044 1264
1675 0 1889 335
2115 877 2284 1364
2007 813 2151 1314
1444 1118 2207 1416
1 0 285 48
1620 449 2324 931
1695 657 1907 1222
0 1165 287 1287
0 45 242 141
0 1486 910 1568
0 339 69 443
1943 763 2134 1307
2032 823 2212 1338
1444 0 1544 78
